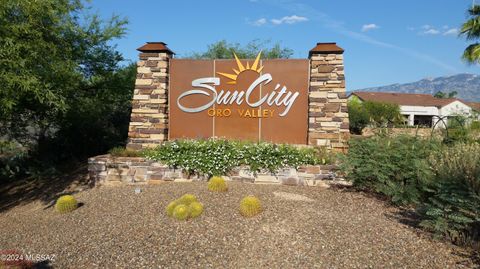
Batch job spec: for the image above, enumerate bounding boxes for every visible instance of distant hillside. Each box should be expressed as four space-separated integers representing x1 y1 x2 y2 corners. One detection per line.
356 73 480 102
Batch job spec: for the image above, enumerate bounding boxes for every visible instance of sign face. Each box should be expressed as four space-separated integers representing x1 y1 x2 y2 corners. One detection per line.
169 53 309 144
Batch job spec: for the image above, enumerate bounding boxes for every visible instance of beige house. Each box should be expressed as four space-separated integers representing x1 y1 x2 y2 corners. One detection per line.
349 91 478 128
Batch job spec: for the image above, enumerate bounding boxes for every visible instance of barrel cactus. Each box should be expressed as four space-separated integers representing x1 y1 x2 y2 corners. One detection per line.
239 196 262 217
55 195 78 213
172 204 190 221
189 201 204 218
166 200 178 217
208 176 228 192
179 194 197 205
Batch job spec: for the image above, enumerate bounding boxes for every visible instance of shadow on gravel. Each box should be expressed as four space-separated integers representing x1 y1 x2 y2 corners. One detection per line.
384 208 422 229
0 164 93 213
33 259 54 269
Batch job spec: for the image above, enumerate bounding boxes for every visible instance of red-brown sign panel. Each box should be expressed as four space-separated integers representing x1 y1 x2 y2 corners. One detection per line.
169 55 309 144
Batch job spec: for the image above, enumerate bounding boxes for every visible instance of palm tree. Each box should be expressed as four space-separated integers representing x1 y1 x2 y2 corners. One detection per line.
460 5 480 64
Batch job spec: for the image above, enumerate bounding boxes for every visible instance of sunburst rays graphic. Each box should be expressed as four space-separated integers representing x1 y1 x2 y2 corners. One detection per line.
216 51 264 85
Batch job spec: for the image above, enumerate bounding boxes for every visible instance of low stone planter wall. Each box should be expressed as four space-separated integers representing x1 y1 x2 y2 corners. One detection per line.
88 155 347 187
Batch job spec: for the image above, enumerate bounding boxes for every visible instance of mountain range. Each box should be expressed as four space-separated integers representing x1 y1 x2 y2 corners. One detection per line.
355 73 480 102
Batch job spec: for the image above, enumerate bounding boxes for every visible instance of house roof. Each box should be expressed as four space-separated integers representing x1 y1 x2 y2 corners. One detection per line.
350 91 465 108
466 102 480 111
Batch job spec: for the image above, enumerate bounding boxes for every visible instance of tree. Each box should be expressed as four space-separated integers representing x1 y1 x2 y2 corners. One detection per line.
347 98 369 134
434 91 458 98
186 39 294 59
0 0 132 166
460 5 480 64
363 101 403 127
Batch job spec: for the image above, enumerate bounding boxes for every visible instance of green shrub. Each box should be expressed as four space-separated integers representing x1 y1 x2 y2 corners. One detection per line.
0 141 28 180
340 135 439 205
419 143 480 243
239 196 262 217
109 147 141 157
208 176 228 192
143 139 324 178
55 195 78 213
348 98 369 134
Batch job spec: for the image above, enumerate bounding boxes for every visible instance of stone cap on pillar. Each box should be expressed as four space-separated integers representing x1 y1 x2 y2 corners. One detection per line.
137 42 175 55
309 42 344 57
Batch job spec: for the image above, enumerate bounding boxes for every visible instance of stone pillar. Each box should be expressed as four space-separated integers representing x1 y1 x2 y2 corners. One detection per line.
127 42 174 150
308 43 350 151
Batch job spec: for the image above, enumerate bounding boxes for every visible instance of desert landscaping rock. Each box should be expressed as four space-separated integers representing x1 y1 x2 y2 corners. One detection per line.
273 191 315 202
0 182 476 268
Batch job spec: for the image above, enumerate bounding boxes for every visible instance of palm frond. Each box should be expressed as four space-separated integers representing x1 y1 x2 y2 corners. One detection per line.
462 43 480 64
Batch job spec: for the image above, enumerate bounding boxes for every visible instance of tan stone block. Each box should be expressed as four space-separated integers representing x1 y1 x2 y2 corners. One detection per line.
321 122 340 127
132 109 158 114
329 99 347 103
310 81 325 87
133 95 150 100
149 99 167 104
152 89 166 94
309 92 328 98
157 61 168 68
149 134 166 140
316 139 331 146
310 55 326 61
327 80 342 84
136 79 152 86
327 93 338 99
137 67 150 73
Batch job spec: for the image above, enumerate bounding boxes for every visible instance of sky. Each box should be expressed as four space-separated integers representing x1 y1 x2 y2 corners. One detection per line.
91 0 479 90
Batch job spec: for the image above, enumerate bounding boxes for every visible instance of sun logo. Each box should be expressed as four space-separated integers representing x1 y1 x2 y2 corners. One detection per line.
217 51 264 85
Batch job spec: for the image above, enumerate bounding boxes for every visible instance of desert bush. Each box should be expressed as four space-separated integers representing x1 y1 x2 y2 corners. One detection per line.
239 196 262 217
55 195 78 213
208 176 228 192
419 143 480 244
340 135 440 205
143 139 325 178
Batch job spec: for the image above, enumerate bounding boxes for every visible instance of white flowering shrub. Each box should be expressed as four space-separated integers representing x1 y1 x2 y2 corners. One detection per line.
142 139 330 177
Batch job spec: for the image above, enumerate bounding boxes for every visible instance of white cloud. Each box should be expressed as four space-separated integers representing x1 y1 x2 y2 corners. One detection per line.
251 18 267 26
416 24 458 36
443 28 458 36
361 23 379 32
423 28 440 35
261 0 457 72
271 15 308 25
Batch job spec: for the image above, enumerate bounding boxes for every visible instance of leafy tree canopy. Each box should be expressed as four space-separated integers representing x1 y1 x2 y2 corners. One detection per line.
185 39 294 59
0 0 128 146
434 91 458 98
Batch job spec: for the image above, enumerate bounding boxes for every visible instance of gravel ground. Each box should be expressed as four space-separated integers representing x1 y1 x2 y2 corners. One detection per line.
0 181 476 268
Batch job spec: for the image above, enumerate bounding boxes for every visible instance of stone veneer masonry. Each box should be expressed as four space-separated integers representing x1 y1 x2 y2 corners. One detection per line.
126 41 350 151
308 44 350 151
88 155 344 187
127 43 172 150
